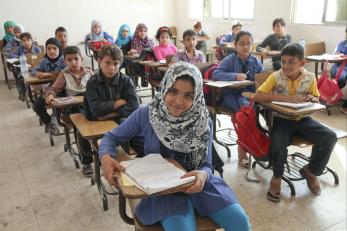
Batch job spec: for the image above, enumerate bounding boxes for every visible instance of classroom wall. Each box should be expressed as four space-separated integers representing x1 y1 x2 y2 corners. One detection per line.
175 0 345 55
0 0 175 80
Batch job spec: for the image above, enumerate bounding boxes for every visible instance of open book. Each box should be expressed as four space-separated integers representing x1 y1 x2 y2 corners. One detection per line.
119 154 196 195
271 101 314 109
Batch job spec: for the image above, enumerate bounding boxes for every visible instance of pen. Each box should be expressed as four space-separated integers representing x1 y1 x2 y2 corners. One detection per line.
245 70 249 75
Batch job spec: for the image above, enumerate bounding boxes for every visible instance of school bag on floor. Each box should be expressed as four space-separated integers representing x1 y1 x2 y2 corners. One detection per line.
231 99 270 160
318 61 346 105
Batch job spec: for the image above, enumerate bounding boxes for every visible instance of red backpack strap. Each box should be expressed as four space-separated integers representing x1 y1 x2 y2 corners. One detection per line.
334 61 347 81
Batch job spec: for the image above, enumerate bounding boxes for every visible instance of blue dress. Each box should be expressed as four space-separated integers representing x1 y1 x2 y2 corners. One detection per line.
99 105 238 225
212 54 264 111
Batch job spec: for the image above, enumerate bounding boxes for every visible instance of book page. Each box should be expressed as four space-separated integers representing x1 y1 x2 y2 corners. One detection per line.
120 154 196 195
205 80 253 88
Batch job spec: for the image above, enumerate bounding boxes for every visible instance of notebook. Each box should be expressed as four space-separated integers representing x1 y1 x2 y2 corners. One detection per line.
119 154 196 195
271 101 314 109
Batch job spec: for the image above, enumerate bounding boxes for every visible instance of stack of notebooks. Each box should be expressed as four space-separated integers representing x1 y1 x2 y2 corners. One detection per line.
271 101 314 109
120 154 196 195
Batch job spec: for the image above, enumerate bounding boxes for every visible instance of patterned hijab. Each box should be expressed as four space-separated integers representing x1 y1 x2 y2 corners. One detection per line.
149 62 210 169
132 23 154 51
88 20 105 40
116 24 132 47
3 21 16 42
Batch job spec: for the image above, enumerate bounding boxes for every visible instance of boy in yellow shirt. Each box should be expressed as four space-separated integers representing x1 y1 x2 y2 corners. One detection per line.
254 43 337 202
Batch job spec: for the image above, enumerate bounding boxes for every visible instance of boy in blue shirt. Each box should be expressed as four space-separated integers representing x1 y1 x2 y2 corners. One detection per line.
254 44 337 202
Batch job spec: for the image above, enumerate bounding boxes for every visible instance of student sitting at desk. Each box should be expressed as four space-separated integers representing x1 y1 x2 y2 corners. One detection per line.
153 26 177 62
33 46 92 133
83 45 142 175
7 32 41 58
116 24 133 55
256 18 292 70
173 29 205 65
2 21 15 48
3 25 24 54
213 31 263 167
99 62 250 231
31 38 66 78
219 20 242 46
332 26 347 115
128 23 154 55
254 43 337 202
85 20 114 46
193 21 209 55
55 26 68 50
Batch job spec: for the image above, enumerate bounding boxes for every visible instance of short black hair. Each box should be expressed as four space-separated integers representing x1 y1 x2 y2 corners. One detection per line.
235 31 253 44
63 46 82 58
155 26 172 40
272 18 286 29
98 45 123 62
55 26 67 35
20 32 32 41
281 43 304 60
183 29 197 40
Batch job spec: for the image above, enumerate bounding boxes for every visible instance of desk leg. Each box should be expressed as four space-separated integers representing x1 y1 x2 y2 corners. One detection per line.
1 54 8 83
90 140 109 211
118 193 135 225
315 62 318 79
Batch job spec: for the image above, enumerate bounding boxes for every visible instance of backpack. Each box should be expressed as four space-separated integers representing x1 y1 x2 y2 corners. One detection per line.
231 99 270 161
202 63 219 105
318 61 346 105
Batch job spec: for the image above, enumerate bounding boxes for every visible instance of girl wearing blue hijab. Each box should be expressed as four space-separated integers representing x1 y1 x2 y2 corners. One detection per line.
116 24 132 54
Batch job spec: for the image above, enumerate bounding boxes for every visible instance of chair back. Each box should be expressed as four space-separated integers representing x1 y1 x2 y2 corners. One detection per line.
255 71 274 90
305 42 326 57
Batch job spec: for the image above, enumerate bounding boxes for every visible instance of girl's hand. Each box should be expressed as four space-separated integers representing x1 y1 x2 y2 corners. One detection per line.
101 155 125 186
305 94 319 103
45 94 55 104
236 73 247 81
100 38 107 42
181 170 207 194
128 49 138 55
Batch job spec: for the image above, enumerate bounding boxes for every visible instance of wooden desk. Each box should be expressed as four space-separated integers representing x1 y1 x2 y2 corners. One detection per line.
70 113 117 140
50 96 85 167
305 54 347 78
261 102 326 119
70 113 117 210
124 53 140 60
139 60 167 68
253 50 281 64
51 96 84 108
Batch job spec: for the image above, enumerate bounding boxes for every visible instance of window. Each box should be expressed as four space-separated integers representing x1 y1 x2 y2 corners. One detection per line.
292 0 347 24
189 0 254 20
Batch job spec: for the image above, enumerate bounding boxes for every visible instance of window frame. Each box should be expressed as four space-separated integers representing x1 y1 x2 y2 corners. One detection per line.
191 0 255 22
291 0 347 26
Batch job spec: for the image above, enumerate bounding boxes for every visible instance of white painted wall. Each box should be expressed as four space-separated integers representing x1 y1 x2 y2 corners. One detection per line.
0 0 175 45
0 0 175 80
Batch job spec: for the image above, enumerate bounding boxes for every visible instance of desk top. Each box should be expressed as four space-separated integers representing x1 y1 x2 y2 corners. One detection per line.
205 80 254 89
25 75 52 85
139 60 167 68
253 50 281 57
305 54 347 63
70 113 117 139
115 159 194 199
262 102 326 118
211 44 235 50
124 54 140 60
51 96 84 108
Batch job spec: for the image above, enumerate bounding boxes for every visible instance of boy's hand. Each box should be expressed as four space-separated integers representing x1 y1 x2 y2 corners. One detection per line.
181 170 207 194
305 94 319 103
36 72 51 79
286 95 306 103
114 99 127 109
236 73 247 81
101 155 125 186
45 94 55 104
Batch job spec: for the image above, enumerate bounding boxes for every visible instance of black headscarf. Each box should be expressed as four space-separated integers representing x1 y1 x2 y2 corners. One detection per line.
45 38 62 62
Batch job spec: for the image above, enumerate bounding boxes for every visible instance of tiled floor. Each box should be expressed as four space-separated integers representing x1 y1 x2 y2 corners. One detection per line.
0 82 346 231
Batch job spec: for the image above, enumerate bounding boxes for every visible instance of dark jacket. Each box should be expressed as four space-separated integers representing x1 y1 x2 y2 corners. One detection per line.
84 70 139 121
